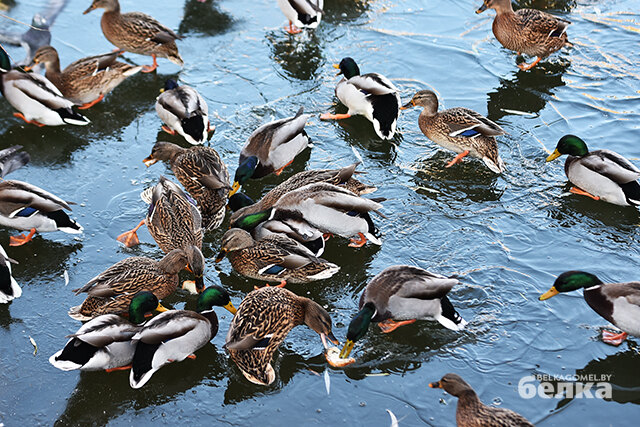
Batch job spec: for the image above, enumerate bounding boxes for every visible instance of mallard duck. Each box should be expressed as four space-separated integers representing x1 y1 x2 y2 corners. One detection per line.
216 228 339 284
234 182 384 248
320 57 401 140
546 135 640 206
155 79 215 145
402 90 505 173
230 107 311 196
69 249 189 321
340 266 467 359
117 177 206 292
49 291 167 372
226 286 338 385
476 0 571 70
0 243 21 304
429 373 534 427
0 180 83 246
129 285 237 388
0 145 30 178
229 162 375 225
143 141 230 230
0 48 90 126
540 271 640 346
83 0 183 73
276 0 323 34
28 45 142 109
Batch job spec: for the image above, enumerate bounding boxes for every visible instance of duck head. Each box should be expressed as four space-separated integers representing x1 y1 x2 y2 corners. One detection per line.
334 57 360 79
302 298 339 346
128 291 168 324
184 245 206 293
83 0 120 14
340 302 375 358
161 79 179 93
546 135 589 162
215 228 255 262
429 373 474 397
401 90 439 115
27 46 60 72
476 0 513 14
540 271 603 300
197 285 237 315
230 156 259 196
143 141 184 166
157 248 189 275
227 192 255 212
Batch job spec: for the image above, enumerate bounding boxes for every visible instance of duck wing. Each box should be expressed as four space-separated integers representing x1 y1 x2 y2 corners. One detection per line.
578 150 640 184
70 314 140 347
516 8 569 38
445 108 505 138
133 311 207 344
73 257 158 297
122 12 182 44
348 73 398 95
7 71 74 110
0 180 72 215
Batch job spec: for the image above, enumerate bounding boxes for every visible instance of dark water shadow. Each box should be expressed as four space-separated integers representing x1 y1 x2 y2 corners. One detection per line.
323 0 371 24
517 0 576 12
178 0 234 36
487 61 569 121
54 344 228 426
575 347 640 405
267 31 324 81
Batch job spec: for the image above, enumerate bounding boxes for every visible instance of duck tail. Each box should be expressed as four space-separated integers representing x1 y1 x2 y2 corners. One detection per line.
45 210 83 234
437 296 467 331
181 115 206 144
57 108 90 126
371 93 399 140
621 181 640 206
130 341 161 389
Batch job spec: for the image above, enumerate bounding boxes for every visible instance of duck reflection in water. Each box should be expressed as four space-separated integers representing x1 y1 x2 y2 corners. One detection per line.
178 0 234 36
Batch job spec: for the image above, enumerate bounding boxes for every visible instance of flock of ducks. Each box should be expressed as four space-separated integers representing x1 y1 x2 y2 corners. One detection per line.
1 0 640 425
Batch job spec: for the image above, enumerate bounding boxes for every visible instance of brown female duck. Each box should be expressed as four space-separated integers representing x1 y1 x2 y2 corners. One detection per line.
83 0 183 73
430 373 534 427
476 0 571 70
29 45 141 109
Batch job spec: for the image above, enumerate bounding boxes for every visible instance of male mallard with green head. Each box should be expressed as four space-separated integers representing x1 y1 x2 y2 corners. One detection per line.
546 135 640 206
540 271 640 346
476 0 571 70
277 0 323 34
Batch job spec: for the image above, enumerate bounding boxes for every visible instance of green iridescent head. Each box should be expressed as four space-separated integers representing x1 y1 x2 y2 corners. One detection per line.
547 135 589 162
128 291 167 324
339 302 375 358
197 285 237 315
539 271 603 301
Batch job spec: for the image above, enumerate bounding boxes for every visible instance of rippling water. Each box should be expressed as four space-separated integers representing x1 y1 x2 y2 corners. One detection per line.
1 0 639 425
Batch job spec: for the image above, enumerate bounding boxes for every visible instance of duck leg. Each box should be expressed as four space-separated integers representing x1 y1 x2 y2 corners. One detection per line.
116 219 146 247
378 319 417 333
255 280 287 290
9 228 36 246
13 113 45 127
320 113 352 120
161 125 176 135
207 121 216 134
78 94 104 110
323 233 333 241
602 330 628 346
348 232 368 248
570 187 600 201
445 150 470 168
187 354 197 360
285 21 302 34
105 364 132 373
141 55 159 73
273 159 294 176
517 57 542 71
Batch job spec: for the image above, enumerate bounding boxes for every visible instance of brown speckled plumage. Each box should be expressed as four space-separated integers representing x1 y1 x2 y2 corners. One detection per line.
30 46 141 105
219 228 339 284
144 141 230 230
431 373 534 427
226 286 335 385
69 249 188 320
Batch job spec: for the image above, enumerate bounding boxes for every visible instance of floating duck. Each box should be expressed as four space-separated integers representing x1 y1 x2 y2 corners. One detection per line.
276 0 323 34
340 266 467 359
540 271 640 346
546 135 640 206
321 57 400 140
402 90 505 173
476 0 571 70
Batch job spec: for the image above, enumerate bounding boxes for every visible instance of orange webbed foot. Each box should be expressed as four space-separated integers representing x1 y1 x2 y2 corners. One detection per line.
9 228 36 246
78 94 104 110
517 57 542 71
105 364 132 373
285 22 302 34
116 220 145 247
348 232 367 248
602 330 627 346
378 319 417 333
13 113 45 127
186 354 197 360
445 150 470 168
570 187 600 201
320 113 352 121
161 125 176 135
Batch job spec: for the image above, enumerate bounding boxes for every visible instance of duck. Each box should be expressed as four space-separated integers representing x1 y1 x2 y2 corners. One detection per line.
129 285 237 388
233 182 384 248
402 90 505 173
230 107 311 196
83 0 183 73
117 177 206 292
0 243 21 304
143 141 230 230
69 249 189 321
320 57 401 140
276 0 323 34
226 285 338 385
216 228 339 285
546 135 640 206
540 271 640 346
0 48 90 126
476 0 571 70
429 373 534 427
28 45 142 109
229 162 375 226
340 266 467 359
155 79 215 145
0 180 83 246
0 145 30 178
49 291 167 372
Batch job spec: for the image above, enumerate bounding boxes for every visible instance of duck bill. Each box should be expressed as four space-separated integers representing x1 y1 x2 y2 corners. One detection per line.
224 302 237 315
215 250 227 263
326 331 339 346
228 181 241 197
400 100 415 110
83 4 97 14
546 149 562 162
143 155 158 167
429 380 443 389
155 303 169 313
23 64 34 72
539 286 560 301
195 276 205 293
476 3 488 13
339 340 355 359
332 63 342 76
